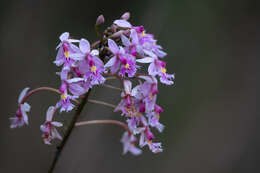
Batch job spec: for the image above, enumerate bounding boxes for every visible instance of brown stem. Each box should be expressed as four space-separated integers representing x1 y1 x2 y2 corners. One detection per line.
48 90 92 173
91 40 101 49
49 31 106 173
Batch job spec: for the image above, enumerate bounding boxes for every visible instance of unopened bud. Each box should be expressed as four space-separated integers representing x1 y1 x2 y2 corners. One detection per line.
110 24 117 32
96 15 105 25
121 12 130 20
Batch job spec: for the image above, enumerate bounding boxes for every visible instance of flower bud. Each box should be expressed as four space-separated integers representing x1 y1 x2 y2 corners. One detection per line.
110 24 117 32
121 12 130 20
96 15 105 25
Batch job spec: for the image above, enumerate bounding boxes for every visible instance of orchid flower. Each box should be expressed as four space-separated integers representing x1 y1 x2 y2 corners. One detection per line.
10 88 31 128
40 106 63 144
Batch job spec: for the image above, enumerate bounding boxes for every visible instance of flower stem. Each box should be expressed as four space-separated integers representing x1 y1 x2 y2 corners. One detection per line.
20 87 60 104
75 119 131 134
88 99 116 109
20 87 80 105
48 90 91 173
102 84 122 91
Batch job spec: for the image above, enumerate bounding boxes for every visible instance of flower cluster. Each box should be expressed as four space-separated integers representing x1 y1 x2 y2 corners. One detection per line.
9 12 174 155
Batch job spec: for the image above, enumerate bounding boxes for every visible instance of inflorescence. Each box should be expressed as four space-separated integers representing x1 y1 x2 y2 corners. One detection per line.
10 12 174 155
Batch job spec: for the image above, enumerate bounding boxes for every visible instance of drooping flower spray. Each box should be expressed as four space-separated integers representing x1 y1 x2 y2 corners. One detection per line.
9 12 175 172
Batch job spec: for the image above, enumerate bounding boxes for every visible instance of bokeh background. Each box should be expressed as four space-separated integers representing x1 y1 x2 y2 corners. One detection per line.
1 0 258 172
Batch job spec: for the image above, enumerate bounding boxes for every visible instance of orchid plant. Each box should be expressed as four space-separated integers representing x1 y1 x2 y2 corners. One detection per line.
10 12 175 172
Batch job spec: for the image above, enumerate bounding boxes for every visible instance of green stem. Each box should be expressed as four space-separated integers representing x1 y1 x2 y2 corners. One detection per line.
48 90 91 173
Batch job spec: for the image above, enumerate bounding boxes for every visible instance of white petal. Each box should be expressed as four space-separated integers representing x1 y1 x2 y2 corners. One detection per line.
93 56 104 66
140 116 148 126
91 49 99 56
148 62 157 76
52 128 62 140
131 85 140 97
108 39 119 54
21 102 31 112
23 114 29 125
121 34 131 47
129 146 142 155
136 57 154 63
119 46 126 54
143 49 157 58
139 132 146 147
68 39 79 43
114 20 132 28
133 127 145 135
40 125 47 132
104 56 116 68
157 123 164 133
123 80 132 94
70 44 80 52
46 106 55 121
156 49 167 58
18 87 30 103
67 77 84 83
69 53 84 60
79 38 90 53
52 121 63 127
59 32 69 41
56 43 62 50
130 29 139 44
138 75 156 83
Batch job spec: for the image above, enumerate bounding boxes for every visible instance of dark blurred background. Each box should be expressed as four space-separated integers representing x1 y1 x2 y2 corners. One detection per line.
1 0 258 172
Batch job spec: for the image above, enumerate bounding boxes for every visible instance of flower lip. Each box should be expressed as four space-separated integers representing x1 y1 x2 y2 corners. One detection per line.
160 67 167 73
154 104 163 114
59 83 67 93
16 109 22 118
125 63 130 69
90 65 97 73
145 127 155 141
